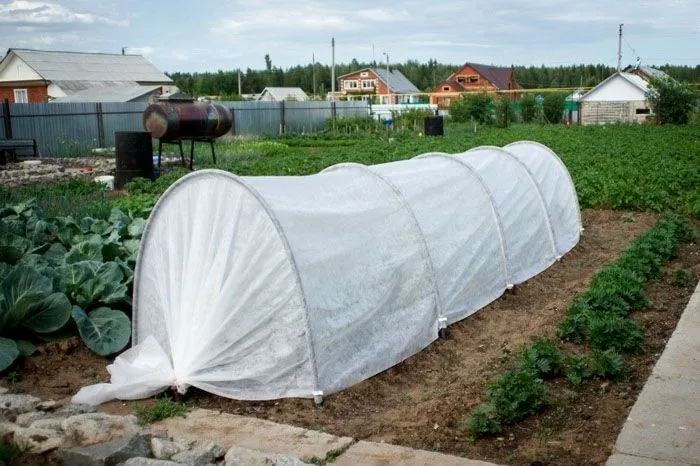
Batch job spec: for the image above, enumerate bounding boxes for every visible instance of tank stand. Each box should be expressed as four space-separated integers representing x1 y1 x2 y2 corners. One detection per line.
189 138 217 170
157 139 186 170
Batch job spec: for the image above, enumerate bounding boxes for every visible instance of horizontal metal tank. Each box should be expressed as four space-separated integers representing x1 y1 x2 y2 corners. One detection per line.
143 102 233 140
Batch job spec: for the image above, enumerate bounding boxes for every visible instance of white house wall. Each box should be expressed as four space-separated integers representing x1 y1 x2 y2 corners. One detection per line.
47 83 66 99
582 75 646 102
0 55 43 82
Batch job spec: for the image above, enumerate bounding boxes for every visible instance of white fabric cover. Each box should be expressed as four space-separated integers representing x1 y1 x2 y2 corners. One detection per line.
73 141 581 405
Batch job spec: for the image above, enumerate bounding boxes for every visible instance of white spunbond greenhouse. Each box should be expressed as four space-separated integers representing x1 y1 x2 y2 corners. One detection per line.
74 140 582 405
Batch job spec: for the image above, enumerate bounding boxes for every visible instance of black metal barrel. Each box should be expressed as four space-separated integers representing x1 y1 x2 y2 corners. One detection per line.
115 131 153 189
424 116 444 136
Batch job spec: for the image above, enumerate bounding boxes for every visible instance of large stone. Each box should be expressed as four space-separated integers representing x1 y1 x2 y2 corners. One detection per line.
59 433 152 466
333 441 498 466
36 400 58 411
151 437 182 460
123 459 179 466
57 403 97 416
62 412 140 445
0 394 41 416
225 444 309 466
15 411 46 427
170 441 225 465
0 387 8 395
30 418 65 432
153 409 353 462
13 426 64 454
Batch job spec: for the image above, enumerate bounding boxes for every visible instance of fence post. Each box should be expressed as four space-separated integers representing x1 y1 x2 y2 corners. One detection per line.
2 99 12 139
279 101 286 135
230 107 236 136
331 100 337 121
96 102 105 148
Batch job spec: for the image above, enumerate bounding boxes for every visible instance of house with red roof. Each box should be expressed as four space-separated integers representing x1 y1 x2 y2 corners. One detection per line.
430 63 520 109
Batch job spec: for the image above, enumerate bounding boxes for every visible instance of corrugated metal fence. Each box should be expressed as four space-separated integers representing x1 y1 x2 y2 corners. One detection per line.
0 100 368 157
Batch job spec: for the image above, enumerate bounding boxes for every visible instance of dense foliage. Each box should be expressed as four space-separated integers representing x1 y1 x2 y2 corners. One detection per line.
0 200 143 369
646 76 696 124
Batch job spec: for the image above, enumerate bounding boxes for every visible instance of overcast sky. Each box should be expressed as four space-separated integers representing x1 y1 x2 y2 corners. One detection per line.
1 0 698 73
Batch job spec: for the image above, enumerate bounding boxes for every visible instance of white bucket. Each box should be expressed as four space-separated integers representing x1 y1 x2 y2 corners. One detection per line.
93 175 115 190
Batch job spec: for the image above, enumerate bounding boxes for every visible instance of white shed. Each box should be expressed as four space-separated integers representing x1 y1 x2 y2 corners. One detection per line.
579 72 652 125
257 87 308 101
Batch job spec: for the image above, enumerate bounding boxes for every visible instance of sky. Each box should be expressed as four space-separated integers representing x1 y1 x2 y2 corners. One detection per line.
0 0 698 74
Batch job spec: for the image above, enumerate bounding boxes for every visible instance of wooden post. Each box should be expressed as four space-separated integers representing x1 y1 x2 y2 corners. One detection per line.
96 102 105 148
230 108 236 136
280 101 285 135
2 99 12 139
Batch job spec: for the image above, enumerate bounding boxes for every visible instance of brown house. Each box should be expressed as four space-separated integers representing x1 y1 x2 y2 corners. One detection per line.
431 63 520 108
336 68 421 104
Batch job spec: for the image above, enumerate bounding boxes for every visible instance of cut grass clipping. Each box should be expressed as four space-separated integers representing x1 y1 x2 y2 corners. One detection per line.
466 214 696 440
135 395 188 424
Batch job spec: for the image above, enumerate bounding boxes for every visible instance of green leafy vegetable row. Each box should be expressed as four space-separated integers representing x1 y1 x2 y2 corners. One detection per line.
0 199 144 370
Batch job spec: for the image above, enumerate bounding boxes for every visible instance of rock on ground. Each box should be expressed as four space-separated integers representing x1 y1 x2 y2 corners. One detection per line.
225 444 310 466
61 412 140 445
59 433 151 466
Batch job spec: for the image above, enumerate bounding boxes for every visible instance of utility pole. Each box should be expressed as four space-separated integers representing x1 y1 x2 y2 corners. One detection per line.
312 53 317 98
617 23 623 72
237 70 242 95
331 37 336 101
383 52 390 105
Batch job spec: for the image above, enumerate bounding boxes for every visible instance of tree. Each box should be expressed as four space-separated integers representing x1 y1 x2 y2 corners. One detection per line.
450 91 494 124
264 54 272 72
645 76 695 124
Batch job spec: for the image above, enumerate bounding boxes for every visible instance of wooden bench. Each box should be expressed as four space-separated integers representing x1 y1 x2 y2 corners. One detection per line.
0 138 38 164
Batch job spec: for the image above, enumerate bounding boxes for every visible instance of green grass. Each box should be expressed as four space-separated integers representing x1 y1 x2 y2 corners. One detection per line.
134 395 188 424
0 178 111 219
185 123 700 218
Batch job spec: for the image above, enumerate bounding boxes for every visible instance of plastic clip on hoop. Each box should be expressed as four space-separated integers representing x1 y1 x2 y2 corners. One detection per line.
438 317 448 339
313 390 324 406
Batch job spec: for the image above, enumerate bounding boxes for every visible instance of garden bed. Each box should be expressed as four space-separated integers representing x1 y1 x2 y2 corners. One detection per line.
9 208 699 465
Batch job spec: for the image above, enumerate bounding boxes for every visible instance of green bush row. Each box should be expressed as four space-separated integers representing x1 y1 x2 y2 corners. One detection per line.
560 214 696 350
466 215 696 439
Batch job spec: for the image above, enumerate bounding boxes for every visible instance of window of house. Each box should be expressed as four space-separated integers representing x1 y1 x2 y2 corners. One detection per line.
361 80 374 89
468 75 479 83
360 72 368 77
456 76 466 83
635 108 651 115
442 86 450 91
344 80 359 90
13 88 28 103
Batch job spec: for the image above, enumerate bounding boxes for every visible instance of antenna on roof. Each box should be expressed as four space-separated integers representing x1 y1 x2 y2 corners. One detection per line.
634 56 641 70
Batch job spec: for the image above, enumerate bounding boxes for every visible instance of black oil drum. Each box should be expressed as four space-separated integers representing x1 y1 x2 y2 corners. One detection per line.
115 131 153 189
424 115 444 136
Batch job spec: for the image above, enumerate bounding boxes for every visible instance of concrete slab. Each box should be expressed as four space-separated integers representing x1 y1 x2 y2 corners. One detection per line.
652 320 700 380
606 453 694 465
152 409 353 463
612 281 700 465
332 441 499 466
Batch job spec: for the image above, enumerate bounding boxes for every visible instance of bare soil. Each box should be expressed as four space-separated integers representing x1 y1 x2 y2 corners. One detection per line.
10 209 700 466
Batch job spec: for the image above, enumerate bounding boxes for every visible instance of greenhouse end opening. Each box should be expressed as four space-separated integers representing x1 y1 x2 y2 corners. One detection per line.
73 141 582 406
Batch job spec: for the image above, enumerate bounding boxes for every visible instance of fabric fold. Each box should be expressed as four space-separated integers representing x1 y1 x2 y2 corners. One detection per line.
72 336 176 406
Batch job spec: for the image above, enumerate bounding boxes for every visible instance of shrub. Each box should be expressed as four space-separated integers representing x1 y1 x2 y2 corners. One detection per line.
646 76 695 124
450 91 494 124
521 93 537 123
673 268 692 286
590 349 626 380
564 354 593 386
518 337 563 379
584 265 651 315
586 313 645 354
487 369 548 425
465 406 502 439
494 95 514 128
542 92 567 124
